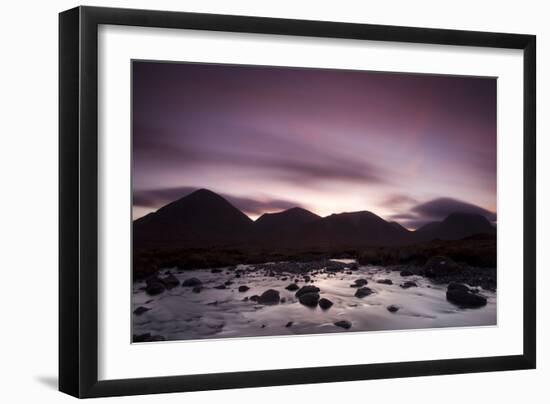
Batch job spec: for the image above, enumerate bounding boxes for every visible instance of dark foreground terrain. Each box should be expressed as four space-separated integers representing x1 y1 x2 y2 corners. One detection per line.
134 234 496 283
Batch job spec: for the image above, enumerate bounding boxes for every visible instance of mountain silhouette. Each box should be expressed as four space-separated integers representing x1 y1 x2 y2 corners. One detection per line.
133 189 495 249
133 189 253 248
388 221 410 233
255 207 320 242
413 212 496 242
296 211 412 248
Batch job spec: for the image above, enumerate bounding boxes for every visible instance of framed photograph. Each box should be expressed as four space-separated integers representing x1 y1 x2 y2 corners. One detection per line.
59 6 536 398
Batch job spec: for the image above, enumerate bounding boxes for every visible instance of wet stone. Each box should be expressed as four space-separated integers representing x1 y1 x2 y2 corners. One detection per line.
334 320 352 329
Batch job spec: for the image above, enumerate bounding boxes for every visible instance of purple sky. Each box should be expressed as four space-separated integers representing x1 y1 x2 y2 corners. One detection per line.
132 61 496 229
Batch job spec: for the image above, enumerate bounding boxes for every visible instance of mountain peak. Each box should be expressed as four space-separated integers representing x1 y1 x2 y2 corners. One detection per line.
257 206 319 219
186 188 221 199
255 206 321 237
413 211 495 242
133 188 253 248
257 206 319 221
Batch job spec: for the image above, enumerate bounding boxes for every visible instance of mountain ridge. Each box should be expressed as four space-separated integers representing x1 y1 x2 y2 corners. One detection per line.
133 189 495 249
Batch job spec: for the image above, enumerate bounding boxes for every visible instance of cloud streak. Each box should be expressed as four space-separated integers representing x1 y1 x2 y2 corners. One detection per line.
132 61 496 222
412 198 496 221
389 197 496 229
133 123 388 187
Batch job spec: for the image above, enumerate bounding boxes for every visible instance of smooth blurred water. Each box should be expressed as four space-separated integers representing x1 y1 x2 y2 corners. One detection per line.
132 261 496 342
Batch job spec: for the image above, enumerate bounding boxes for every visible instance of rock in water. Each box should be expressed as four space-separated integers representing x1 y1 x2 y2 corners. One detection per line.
400 269 414 277
354 278 369 286
299 292 320 307
162 274 180 289
295 285 320 298
446 284 487 308
258 289 280 305
145 277 165 295
387 305 399 313
285 321 293 327
285 283 299 291
214 284 227 290
334 320 352 329
238 285 250 292
400 281 417 289
181 277 202 287
192 286 202 293
376 279 393 285
354 287 374 298
424 256 461 277
319 298 334 310
133 306 151 315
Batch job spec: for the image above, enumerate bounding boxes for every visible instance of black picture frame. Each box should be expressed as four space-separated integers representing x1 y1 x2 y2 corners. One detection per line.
59 5 536 398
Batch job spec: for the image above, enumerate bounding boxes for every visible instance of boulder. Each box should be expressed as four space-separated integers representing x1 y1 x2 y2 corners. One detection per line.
400 281 418 289
354 287 374 298
285 283 299 291
319 298 334 310
181 277 202 287
334 320 352 329
387 304 399 313
295 285 320 298
161 274 180 289
145 280 165 296
258 289 280 305
299 292 320 307
424 256 462 278
354 278 369 286
285 321 293 328
376 279 393 285
446 285 487 308
238 285 250 292
133 306 151 315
